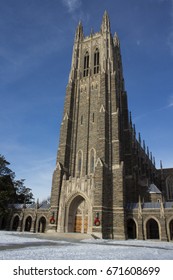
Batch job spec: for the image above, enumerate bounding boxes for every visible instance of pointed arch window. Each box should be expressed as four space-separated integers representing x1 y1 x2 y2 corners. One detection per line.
83 51 89 77
90 155 94 173
78 157 82 173
77 150 83 176
166 176 173 201
94 48 99 74
92 113 95 122
90 149 96 174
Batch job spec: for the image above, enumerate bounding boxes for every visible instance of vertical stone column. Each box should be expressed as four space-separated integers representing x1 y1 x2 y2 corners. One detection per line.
21 216 25 232
137 218 144 240
48 162 63 232
160 218 168 241
112 162 127 239
18 213 24 232
57 175 67 233
30 215 36 233
160 202 168 241
92 158 104 238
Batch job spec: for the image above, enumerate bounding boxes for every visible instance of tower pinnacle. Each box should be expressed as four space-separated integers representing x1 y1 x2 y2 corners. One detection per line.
113 32 120 47
101 10 110 33
75 21 84 41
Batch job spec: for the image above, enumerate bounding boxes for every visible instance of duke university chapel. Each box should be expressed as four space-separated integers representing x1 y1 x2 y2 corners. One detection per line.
1 12 173 241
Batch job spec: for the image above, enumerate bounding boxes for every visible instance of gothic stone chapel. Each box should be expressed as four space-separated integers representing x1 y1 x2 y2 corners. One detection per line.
48 11 173 240
4 12 173 241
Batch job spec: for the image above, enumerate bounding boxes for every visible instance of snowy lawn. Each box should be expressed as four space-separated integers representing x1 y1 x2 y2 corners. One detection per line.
0 231 173 260
0 231 67 245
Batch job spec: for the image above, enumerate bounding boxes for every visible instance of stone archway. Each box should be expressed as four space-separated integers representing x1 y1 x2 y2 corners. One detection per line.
67 195 88 233
127 219 137 239
24 216 32 232
38 217 46 233
169 220 173 240
12 215 20 231
146 218 159 239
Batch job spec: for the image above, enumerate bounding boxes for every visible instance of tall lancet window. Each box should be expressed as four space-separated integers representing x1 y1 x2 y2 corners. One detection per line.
83 51 89 77
166 176 173 201
77 150 83 176
90 149 95 174
94 48 99 74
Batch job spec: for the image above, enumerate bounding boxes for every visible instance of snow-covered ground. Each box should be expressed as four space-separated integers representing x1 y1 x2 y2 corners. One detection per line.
0 231 173 260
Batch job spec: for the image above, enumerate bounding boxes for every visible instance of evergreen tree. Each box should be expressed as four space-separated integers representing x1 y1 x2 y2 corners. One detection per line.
0 154 34 217
14 179 34 204
0 155 15 216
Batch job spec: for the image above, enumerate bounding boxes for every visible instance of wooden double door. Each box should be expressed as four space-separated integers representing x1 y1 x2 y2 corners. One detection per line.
68 195 89 233
74 214 88 233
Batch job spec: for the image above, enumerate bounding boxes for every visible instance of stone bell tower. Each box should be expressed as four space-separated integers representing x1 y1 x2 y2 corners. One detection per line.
49 11 129 239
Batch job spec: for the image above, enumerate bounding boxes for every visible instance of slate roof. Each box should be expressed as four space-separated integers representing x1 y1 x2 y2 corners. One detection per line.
165 202 173 208
127 202 173 209
39 200 50 209
148 183 161 194
143 202 160 208
8 201 50 210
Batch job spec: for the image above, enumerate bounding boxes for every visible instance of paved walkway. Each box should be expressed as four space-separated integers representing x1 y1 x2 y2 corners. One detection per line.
9 231 95 243
34 232 94 241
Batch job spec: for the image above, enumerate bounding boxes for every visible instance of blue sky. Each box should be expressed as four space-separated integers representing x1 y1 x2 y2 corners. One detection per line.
0 0 173 201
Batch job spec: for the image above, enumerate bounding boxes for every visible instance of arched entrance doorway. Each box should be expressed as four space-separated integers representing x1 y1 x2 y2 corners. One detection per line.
24 216 32 232
68 195 88 233
127 219 137 239
146 218 159 239
169 220 173 240
38 217 46 233
12 215 19 231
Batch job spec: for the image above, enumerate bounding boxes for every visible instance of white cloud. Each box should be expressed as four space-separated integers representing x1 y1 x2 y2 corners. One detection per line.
62 0 81 13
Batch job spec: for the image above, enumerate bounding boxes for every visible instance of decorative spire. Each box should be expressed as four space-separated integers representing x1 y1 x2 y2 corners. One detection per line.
133 124 136 137
132 124 136 147
129 111 132 127
160 198 165 218
113 32 120 47
36 198 39 209
150 152 153 162
138 132 141 144
143 140 146 152
75 21 84 41
101 10 110 33
160 160 163 170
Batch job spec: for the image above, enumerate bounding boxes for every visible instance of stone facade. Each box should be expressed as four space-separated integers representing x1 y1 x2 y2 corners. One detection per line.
47 12 173 240
2 12 173 241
